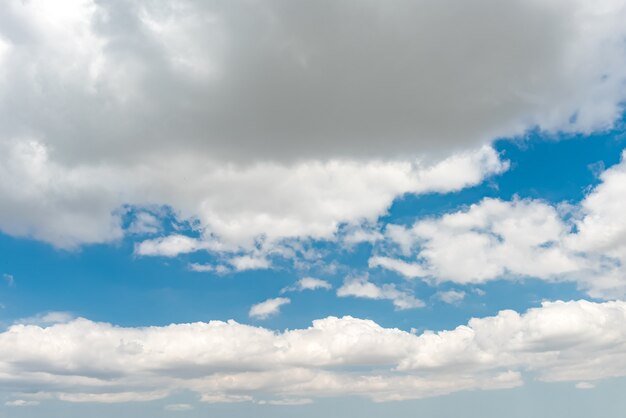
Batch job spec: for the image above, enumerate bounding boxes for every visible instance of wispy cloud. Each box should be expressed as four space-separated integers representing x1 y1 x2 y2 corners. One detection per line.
337 276 424 310
249 297 291 319
281 277 332 294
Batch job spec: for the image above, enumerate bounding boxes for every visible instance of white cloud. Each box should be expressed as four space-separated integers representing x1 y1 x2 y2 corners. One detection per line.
368 256 426 279
374 198 583 285
0 136 506 252
230 256 270 272
259 398 313 406
281 277 332 294
341 225 384 245
0 301 625 403
164 403 194 411
373 152 626 298
56 391 169 403
127 212 161 235
404 198 578 283
575 382 595 390
249 297 291 319
437 290 466 304
563 151 626 297
127 147 505 256
5 400 39 407
188 263 216 273
16 311 74 326
200 394 253 404
337 276 424 310
135 235 224 257
135 235 197 257
0 139 126 248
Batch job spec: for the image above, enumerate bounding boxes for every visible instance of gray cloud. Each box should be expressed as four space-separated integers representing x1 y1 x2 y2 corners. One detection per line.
0 0 625 250
1 0 625 165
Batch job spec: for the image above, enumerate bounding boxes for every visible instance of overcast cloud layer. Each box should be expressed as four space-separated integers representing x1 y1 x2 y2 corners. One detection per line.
1 0 626 250
1 0 625 163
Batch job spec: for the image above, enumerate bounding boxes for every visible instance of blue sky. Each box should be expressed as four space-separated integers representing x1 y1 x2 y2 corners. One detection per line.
2 1 626 416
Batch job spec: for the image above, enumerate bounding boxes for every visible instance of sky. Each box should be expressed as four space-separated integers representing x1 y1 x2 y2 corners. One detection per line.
1 0 626 417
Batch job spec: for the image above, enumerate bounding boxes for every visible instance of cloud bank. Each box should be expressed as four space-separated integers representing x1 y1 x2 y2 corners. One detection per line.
1 0 624 163
1 300 626 404
1 0 626 251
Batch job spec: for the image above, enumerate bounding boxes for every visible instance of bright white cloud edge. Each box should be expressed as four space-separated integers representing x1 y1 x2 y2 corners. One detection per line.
2 300 625 405
371 151 626 298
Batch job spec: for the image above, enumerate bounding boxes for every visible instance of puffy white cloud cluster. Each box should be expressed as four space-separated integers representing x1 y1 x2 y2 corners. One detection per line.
374 198 578 282
1 300 625 404
1 0 626 254
0 137 506 251
372 152 626 297
565 153 626 296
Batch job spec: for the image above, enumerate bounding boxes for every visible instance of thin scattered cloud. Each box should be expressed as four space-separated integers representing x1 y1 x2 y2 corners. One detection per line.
249 297 291 319
3 273 14 287
337 276 424 310
281 277 332 294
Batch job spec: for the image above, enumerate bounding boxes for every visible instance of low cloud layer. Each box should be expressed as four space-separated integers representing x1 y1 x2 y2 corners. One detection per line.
1 300 625 404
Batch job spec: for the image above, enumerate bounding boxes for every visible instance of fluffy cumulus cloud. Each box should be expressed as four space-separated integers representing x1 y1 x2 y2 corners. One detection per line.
0 137 506 251
371 152 626 298
0 300 625 404
1 0 626 254
564 153 626 296
373 198 579 283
